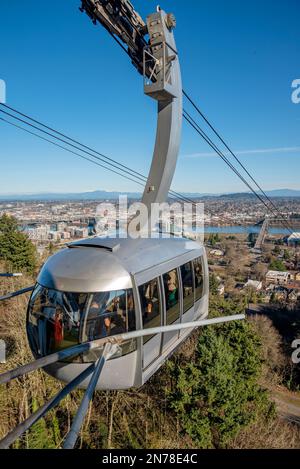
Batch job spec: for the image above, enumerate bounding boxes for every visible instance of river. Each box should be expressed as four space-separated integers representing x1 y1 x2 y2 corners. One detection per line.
203 225 291 235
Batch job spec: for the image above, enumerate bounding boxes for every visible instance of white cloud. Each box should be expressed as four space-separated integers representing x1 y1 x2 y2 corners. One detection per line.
184 146 300 158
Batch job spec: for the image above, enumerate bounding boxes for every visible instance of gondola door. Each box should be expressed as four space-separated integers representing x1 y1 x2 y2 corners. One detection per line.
138 277 163 370
161 267 181 351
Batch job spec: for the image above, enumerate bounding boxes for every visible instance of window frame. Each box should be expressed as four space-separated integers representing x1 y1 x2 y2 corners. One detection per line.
179 260 195 315
193 256 204 302
81 289 134 343
162 267 181 326
27 284 137 363
138 276 163 345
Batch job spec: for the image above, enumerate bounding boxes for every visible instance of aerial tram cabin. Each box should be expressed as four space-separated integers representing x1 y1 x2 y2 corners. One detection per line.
0 3 247 450
27 236 209 389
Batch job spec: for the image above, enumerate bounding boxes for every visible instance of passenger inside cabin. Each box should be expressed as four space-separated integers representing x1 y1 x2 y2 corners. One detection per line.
194 264 202 288
181 263 193 297
87 293 111 339
166 269 178 308
86 290 135 341
141 281 158 319
53 310 64 346
119 291 135 331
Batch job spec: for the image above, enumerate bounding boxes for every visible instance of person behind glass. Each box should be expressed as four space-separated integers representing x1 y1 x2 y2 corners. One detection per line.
126 291 135 330
117 290 137 333
182 265 193 297
167 271 177 308
195 265 202 288
144 283 155 318
89 295 111 339
54 310 64 346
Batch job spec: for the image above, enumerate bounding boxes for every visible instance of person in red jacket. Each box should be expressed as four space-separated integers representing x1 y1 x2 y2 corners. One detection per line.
54 310 64 346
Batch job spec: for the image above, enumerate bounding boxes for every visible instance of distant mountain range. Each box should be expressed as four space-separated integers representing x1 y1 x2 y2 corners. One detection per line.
0 189 300 201
258 189 300 197
0 190 141 201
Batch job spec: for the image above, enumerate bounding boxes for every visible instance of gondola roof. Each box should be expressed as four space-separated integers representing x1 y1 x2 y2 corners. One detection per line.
37 236 203 292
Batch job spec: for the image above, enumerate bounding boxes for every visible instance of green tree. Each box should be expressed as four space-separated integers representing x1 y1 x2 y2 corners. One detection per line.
269 259 286 272
0 214 37 274
27 399 57 449
244 288 258 304
270 292 276 304
167 297 275 448
208 233 220 246
248 233 257 247
48 241 55 255
0 214 18 233
209 273 219 295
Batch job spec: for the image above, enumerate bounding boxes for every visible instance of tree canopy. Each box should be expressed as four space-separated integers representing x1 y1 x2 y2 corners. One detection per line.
167 297 275 448
0 214 37 274
269 258 286 272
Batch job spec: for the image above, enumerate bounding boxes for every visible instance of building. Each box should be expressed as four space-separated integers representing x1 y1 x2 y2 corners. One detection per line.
266 270 293 285
56 222 67 232
61 231 71 240
209 249 224 257
287 232 300 247
26 224 50 241
244 279 263 291
49 231 61 242
74 228 89 238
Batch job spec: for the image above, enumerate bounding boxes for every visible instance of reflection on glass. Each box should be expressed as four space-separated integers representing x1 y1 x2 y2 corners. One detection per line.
27 286 88 362
180 262 194 313
139 278 161 343
82 289 136 362
163 269 180 325
27 285 136 363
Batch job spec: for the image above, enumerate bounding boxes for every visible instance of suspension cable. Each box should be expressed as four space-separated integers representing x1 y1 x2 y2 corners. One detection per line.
0 103 294 233
183 110 294 234
69 13 294 230
0 105 202 206
0 117 146 189
183 90 293 229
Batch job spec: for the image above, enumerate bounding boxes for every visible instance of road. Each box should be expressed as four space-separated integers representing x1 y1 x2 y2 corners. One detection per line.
272 387 300 426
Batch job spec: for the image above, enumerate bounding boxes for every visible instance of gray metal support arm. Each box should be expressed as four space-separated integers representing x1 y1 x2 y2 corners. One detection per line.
0 286 34 301
141 9 182 223
0 314 245 386
63 343 114 449
0 273 23 277
0 363 96 449
0 314 245 448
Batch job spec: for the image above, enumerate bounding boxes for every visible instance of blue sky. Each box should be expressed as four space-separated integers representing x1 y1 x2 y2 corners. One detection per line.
0 0 299 195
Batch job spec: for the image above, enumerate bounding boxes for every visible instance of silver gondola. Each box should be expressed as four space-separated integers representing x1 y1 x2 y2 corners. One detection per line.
26 6 210 390
27 237 209 389
0 3 245 449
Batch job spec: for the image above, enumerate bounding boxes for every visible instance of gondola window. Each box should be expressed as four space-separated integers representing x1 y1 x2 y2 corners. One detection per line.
139 278 161 344
193 257 204 301
180 262 194 313
163 269 180 324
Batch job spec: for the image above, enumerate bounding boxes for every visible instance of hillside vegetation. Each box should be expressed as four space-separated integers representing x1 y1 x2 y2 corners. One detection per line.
0 215 299 448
